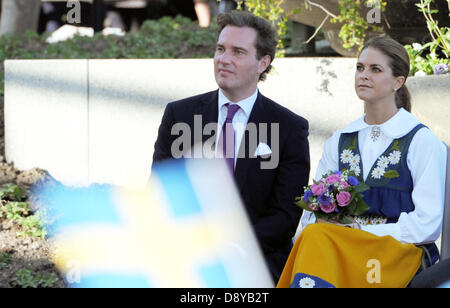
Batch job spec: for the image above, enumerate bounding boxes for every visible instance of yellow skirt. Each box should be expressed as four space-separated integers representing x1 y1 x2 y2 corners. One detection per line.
277 223 423 288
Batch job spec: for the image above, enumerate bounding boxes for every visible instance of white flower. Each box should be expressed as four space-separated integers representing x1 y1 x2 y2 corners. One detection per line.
340 149 353 164
376 156 389 169
299 277 315 288
388 150 401 165
349 154 360 168
414 70 426 77
371 166 385 179
412 43 422 51
350 165 361 177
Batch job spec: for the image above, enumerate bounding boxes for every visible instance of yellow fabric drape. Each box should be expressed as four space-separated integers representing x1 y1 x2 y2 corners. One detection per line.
277 223 423 288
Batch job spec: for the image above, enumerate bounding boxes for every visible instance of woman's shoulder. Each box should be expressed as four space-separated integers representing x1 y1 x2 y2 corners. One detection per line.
411 126 447 154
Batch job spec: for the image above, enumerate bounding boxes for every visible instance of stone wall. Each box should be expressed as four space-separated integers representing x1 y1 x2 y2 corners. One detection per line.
4 58 449 187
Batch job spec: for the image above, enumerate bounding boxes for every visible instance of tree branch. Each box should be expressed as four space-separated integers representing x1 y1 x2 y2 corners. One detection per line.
304 15 329 44
306 0 338 19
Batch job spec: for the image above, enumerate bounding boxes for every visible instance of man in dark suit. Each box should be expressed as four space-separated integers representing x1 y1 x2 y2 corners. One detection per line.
152 11 310 283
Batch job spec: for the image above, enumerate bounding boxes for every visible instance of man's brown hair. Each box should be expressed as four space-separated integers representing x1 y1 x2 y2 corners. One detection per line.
216 11 278 82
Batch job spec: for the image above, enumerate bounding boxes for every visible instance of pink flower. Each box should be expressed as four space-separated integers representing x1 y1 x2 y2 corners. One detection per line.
336 191 351 207
311 183 326 196
340 181 350 189
308 204 319 211
320 201 336 213
326 174 341 184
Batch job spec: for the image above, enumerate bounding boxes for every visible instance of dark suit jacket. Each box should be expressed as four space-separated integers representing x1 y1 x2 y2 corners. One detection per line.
152 90 310 282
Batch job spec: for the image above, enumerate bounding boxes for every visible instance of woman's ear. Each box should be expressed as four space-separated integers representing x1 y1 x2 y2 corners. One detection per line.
394 76 406 91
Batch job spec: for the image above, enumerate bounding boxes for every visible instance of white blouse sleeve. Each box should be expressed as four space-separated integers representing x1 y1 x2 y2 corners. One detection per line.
301 131 341 229
361 128 447 244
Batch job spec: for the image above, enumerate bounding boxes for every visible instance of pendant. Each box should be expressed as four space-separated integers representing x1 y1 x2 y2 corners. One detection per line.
370 126 381 142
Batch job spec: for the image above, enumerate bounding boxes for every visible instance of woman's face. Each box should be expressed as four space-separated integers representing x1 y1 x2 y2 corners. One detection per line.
355 47 404 104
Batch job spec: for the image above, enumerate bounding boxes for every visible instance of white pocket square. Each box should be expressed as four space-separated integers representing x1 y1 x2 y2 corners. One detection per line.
254 142 272 157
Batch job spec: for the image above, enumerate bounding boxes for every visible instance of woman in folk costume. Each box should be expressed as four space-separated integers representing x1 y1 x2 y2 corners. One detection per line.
277 37 447 288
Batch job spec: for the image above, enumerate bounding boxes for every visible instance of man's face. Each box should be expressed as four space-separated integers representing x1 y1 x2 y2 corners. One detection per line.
214 26 269 101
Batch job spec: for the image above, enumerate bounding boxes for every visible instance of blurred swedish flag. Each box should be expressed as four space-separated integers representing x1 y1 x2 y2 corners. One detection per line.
35 159 273 288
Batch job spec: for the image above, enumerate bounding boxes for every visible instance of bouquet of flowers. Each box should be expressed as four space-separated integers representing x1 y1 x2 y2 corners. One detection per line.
296 170 370 225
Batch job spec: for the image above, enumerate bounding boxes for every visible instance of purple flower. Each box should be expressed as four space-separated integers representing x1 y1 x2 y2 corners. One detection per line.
318 193 331 206
348 176 358 186
304 190 313 203
434 64 449 75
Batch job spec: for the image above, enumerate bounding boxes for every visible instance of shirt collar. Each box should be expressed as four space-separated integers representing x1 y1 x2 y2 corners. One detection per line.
218 88 258 118
342 108 421 138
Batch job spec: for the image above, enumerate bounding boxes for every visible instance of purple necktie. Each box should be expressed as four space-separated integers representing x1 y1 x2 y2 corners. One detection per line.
221 103 241 173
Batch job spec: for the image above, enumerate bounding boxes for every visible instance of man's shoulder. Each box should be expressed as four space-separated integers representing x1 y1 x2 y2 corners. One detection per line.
168 90 218 109
259 93 308 129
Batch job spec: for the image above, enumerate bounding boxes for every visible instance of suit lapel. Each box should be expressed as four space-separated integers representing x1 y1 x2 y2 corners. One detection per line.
191 90 218 144
235 92 270 191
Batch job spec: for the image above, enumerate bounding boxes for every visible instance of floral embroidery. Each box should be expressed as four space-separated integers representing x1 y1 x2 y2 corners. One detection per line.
371 166 385 179
339 149 361 177
353 215 387 226
388 150 401 165
371 150 402 180
340 149 353 164
299 277 316 288
376 156 389 169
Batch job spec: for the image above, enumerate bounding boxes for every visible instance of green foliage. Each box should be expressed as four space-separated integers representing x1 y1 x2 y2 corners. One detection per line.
0 184 47 239
243 0 387 53
404 0 450 76
11 268 58 288
0 16 218 95
16 214 47 239
2 201 30 220
405 41 450 76
236 0 289 57
0 252 12 269
331 0 386 51
416 0 450 57
0 183 28 201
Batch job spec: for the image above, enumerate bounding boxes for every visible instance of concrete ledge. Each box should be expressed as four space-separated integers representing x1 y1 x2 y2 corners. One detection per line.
406 75 450 145
4 59 449 187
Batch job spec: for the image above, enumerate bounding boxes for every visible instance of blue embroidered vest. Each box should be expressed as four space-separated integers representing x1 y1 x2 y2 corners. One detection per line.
338 124 439 265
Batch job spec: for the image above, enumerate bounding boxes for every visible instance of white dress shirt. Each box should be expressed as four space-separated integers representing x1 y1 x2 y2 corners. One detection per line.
215 88 258 167
301 108 447 245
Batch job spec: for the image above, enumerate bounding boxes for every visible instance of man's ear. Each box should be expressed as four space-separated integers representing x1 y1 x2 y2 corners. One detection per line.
257 55 271 75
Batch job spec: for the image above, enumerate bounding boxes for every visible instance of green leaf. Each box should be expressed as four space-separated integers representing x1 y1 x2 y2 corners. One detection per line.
391 140 400 151
295 199 311 212
339 216 354 225
354 183 370 193
348 136 358 151
384 169 400 179
352 198 370 216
